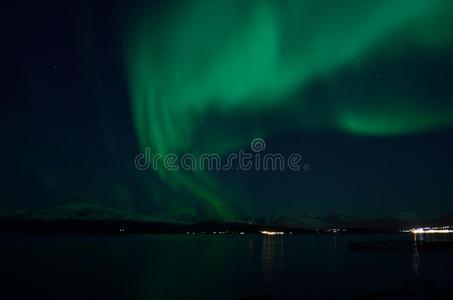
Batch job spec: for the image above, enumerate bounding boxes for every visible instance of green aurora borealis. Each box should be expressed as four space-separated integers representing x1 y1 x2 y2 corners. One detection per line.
123 1 453 217
4 0 453 219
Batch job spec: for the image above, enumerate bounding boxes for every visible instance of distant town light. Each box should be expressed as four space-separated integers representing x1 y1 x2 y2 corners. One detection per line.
407 226 453 234
260 230 284 235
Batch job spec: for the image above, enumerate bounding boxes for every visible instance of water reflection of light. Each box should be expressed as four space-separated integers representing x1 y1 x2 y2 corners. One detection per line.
248 238 254 268
412 233 420 277
261 236 284 283
333 236 338 272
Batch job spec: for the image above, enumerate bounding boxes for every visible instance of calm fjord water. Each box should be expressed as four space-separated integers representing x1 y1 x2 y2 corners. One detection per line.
2 234 453 299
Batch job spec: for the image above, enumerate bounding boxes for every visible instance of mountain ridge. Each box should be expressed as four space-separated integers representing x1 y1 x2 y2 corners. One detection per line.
0 203 451 233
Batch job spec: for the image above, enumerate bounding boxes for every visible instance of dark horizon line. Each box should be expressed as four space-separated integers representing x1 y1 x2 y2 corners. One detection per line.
0 217 443 235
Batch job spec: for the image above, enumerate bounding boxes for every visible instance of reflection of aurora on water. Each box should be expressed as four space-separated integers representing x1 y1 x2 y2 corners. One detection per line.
121 0 453 217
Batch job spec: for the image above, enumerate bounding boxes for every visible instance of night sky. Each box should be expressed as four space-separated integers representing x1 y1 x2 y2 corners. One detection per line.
3 0 453 219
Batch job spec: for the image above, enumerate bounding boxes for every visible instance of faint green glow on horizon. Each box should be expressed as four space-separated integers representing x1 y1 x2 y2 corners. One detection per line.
123 0 453 217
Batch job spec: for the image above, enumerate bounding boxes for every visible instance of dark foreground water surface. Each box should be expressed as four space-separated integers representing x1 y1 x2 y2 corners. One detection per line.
2 233 453 299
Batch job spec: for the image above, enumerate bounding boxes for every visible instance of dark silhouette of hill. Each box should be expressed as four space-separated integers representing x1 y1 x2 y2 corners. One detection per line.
0 204 451 234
